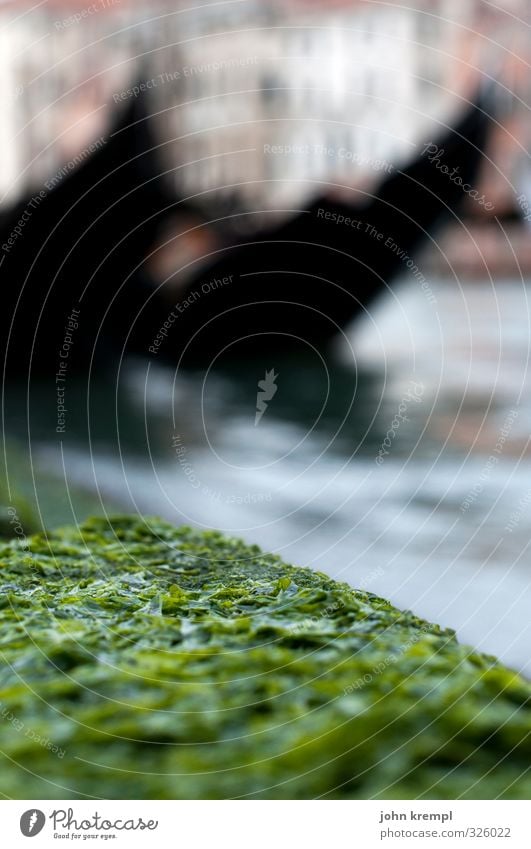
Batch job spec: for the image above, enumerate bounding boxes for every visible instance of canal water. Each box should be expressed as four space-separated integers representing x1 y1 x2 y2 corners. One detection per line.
7 276 531 674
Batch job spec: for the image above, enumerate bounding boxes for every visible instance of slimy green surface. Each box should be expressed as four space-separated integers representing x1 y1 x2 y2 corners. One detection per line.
0 516 529 799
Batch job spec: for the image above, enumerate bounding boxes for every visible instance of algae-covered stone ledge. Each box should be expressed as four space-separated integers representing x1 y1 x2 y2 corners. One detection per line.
0 515 529 799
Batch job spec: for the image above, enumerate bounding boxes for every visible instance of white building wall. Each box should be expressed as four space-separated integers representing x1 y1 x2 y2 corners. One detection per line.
0 0 522 215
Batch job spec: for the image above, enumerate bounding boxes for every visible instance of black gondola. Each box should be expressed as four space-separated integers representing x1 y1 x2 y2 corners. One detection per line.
0 85 492 375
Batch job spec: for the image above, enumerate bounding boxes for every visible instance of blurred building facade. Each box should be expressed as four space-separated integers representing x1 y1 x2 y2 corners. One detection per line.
0 0 528 229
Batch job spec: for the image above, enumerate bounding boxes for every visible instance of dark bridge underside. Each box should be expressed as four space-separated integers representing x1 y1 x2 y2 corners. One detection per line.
0 88 491 375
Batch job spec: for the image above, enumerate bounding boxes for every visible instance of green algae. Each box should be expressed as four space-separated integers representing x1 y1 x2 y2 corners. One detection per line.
0 515 529 799
0 437 121 539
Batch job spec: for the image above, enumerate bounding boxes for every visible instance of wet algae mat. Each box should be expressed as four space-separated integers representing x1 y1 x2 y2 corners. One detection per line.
0 516 529 799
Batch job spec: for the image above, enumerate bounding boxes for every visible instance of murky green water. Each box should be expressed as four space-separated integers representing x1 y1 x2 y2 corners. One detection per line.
5 277 531 673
